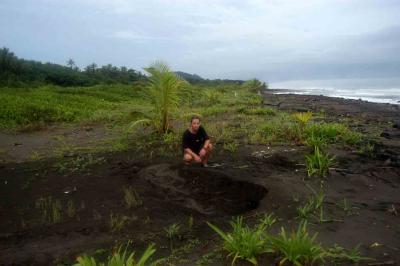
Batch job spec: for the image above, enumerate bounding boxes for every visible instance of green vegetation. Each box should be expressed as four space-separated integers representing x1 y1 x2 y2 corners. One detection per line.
35 196 63 224
0 84 144 129
0 47 145 87
1 52 379 266
66 200 76 218
241 78 267 93
296 192 343 224
208 216 369 265
223 142 239 153
305 122 362 145
188 215 194 232
109 214 133 233
73 243 156 266
207 216 273 265
272 221 325 266
293 111 313 126
164 223 181 250
306 147 335 178
55 154 106 172
123 186 142 209
131 61 186 134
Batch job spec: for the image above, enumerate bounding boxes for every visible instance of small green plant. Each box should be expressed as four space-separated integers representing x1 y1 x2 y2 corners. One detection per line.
223 142 238 153
73 242 156 266
238 107 276 116
162 132 179 152
109 214 132 233
196 250 223 266
292 112 313 143
129 61 186 134
327 244 371 264
297 198 315 220
188 215 194 232
203 90 220 105
164 223 181 250
342 131 362 145
305 132 327 149
258 213 276 228
123 186 142 209
305 147 335 178
337 198 359 216
242 78 266 93
305 123 348 143
67 200 76 218
55 154 105 173
314 191 325 210
293 111 313 126
35 196 62 224
29 151 42 161
357 142 375 157
296 192 326 221
207 216 272 265
271 221 326 266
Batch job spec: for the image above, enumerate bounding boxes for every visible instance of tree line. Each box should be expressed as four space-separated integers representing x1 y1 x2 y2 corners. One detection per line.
0 47 146 87
0 47 267 89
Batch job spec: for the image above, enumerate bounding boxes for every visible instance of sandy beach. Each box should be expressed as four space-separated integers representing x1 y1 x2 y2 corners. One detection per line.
0 91 399 265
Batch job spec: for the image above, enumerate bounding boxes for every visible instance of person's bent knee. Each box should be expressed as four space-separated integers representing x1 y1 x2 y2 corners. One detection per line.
183 153 192 162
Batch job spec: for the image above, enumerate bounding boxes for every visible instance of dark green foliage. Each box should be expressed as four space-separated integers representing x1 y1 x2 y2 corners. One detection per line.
207 216 274 265
0 47 145 87
305 147 335 177
0 85 141 129
271 222 326 266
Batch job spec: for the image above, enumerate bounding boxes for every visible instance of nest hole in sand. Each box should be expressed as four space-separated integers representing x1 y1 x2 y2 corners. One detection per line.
139 164 268 216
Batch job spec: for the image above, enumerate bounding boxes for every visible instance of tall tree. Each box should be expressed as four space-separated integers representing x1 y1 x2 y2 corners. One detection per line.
67 58 75 69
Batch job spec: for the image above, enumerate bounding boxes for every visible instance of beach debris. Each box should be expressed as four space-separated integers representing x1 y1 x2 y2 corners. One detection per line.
63 186 77 194
233 164 249 169
370 242 383 248
207 163 224 168
368 261 395 266
251 150 271 159
387 204 397 216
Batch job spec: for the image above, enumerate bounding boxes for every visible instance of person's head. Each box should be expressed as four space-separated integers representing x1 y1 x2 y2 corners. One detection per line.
190 115 201 132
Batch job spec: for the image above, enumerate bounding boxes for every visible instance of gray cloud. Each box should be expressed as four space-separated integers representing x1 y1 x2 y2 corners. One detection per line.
1 0 399 81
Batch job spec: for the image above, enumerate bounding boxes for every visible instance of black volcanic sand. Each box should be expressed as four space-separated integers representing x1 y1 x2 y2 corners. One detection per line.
0 92 399 265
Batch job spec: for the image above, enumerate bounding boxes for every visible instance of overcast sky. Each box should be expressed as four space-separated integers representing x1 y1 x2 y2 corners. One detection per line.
1 0 400 81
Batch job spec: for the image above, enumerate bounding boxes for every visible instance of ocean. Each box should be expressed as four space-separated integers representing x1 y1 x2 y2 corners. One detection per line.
270 78 400 105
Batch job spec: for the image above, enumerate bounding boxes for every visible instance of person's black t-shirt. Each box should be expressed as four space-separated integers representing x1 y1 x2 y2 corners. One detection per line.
182 126 209 155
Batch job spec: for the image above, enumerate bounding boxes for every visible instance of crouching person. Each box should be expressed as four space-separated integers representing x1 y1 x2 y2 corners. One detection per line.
182 115 213 167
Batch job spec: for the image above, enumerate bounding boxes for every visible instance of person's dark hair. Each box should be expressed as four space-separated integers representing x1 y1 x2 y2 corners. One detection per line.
190 115 201 123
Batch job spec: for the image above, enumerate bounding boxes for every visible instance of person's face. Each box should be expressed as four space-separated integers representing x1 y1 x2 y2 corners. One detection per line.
191 119 200 132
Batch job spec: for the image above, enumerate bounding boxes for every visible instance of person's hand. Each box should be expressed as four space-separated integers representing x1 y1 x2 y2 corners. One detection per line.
193 154 202 163
199 148 207 157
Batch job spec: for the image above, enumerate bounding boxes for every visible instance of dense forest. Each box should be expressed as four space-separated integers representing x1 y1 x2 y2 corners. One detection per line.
0 47 146 87
0 48 250 88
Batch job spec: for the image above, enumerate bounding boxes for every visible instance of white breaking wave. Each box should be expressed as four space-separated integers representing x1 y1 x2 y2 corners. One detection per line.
270 78 400 105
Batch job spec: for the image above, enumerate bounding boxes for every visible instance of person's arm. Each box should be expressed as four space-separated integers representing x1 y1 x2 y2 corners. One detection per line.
184 147 199 157
203 139 210 149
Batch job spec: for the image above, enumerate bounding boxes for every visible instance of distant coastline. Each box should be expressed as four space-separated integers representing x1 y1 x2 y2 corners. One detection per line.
269 78 400 105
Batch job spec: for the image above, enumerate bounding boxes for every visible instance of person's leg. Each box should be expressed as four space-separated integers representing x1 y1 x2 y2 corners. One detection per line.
200 143 213 166
183 152 193 165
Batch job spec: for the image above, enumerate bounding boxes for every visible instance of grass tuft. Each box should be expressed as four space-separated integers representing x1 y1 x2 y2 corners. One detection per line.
305 147 335 178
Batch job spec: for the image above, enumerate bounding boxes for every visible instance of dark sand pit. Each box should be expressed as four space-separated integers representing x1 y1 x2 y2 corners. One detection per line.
139 163 268 215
